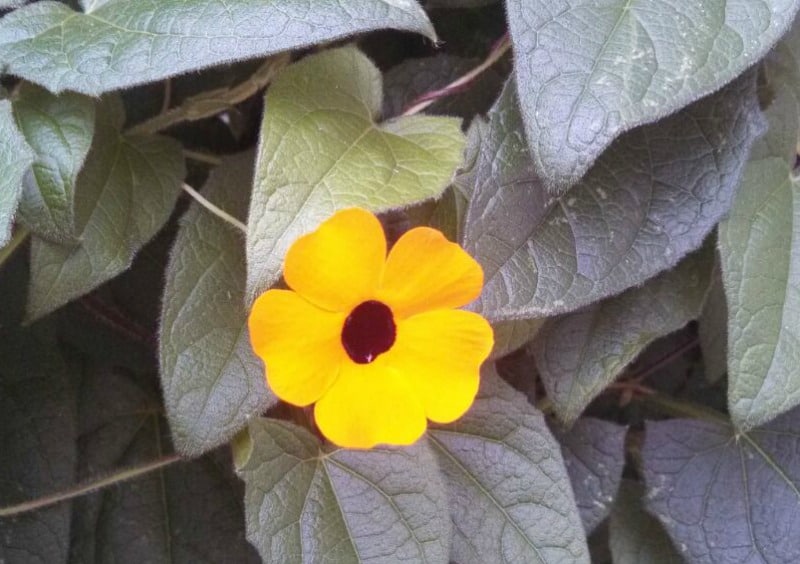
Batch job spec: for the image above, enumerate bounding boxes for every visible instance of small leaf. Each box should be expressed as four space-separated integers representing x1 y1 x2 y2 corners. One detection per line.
13 82 95 243
237 419 452 564
641 410 800 563
0 328 76 564
429 368 589 564
463 73 763 321
246 46 466 298
26 97 185 321
0 0 435 95
0 99 34 247
533 246 713 425
506 0 800 191
160 151 275 456
69 366 259 563
609 481 682 564
552 418 626 533
719 20 800 431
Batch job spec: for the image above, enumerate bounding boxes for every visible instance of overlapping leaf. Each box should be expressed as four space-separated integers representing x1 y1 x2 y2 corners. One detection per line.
0 0 435 95
160 152 275 456
12 83 95 243
534 246 713 424
429 369 588 564
246 46 466 298
641 409 800 563
698 266 728 384
609 481 682 564
552 418 626 533
26 97 184 321
0 328 76 564
236 419 452 564
462 73 763 321
69 366 259 563
0 99 33 246
506 0 800 191
719 19 800 431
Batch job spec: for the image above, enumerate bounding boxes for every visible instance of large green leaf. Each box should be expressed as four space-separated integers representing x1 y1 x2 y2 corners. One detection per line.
641 409 800 563
69 366 259 564
533 246 713 425
0 99 34 247
0 328 76 564
0 0 435 95
236 419 452 563
506 0 800 191
429 368 589 564
609 481 682 564
246 46 466 299
698 264 728 384
26 97 185 321
719 20 800 431
462 73 762 322
160 152 275 457
13 82 95 243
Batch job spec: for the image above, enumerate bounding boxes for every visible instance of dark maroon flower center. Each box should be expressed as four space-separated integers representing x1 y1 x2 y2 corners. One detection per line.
341 300 396 364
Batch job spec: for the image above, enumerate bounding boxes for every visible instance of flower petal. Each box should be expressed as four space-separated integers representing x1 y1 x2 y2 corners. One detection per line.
377 227 483 319
387 309 493 423
314 360 426 448
248 289 345 406
284 208 386 312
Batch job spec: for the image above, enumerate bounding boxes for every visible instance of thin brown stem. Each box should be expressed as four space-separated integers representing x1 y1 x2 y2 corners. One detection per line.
0 226 29 270
401 32 511 116
0 454 183 518
182 183 247 233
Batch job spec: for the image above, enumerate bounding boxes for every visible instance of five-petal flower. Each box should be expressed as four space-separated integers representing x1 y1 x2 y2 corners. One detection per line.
248 208 493 448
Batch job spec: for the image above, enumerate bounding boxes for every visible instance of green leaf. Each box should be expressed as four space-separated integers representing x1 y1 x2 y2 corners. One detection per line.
552 418 626 533
719 21 800 431
609 481 682 564
26 97 185 321
246 46 466 298
641 409 800 563
0 328 76 564
429 368 589 564
488 318 544 360
69 366 259 564
13 82 95 243
160 151 275 457
463 73 763 322
0 99 34 247
506 0 800 191
698 263 728 384
0 0 436 95
236 419 452 564
533 246 713 425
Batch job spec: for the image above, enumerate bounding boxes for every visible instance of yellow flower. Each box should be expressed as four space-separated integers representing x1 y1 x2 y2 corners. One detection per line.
248 208 493 448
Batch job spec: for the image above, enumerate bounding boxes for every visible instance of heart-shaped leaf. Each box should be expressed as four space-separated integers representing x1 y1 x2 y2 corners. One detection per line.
236 419 452 563
641 409 800 563
246 46 465 299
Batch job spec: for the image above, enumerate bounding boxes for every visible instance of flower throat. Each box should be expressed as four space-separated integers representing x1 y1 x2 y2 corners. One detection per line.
341 300 396 364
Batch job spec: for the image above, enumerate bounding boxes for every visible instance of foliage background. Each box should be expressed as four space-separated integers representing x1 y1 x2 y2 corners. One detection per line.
1 1 799 563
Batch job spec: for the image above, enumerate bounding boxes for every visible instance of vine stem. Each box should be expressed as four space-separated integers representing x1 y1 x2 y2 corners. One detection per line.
182 183 247 233
0 454 183 518
401 32 512 117
127 53 290 136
